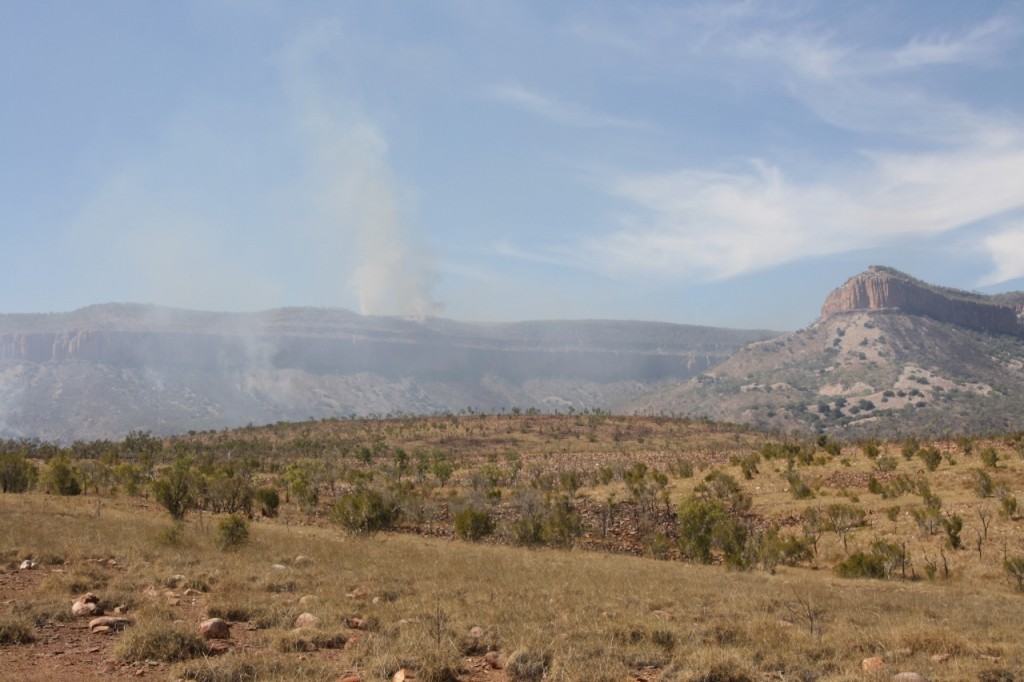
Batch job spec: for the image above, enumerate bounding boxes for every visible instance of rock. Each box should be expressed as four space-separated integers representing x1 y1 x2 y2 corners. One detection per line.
339 676 362 682
294 555 313 567
294 612 319 629
271 563 288 571
862 656 885 673
164 591 180 606
19 559 37 570
165 574 186 588
89 616 132 634
205 640 231 656
820 267 1022 336
347 617 367 630
469 626 484 639
391 669 413 682
892 674 930 682
483 651 505 669
298 595 319 608
183 588 201 597
929 653 950 663
200 618 231 640
72 593 103 617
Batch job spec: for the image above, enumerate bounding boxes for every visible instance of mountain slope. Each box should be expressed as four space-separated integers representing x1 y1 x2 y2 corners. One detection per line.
629 267 1024 437
0 304 776 441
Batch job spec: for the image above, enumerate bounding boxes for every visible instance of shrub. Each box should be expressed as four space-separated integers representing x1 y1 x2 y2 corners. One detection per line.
216 514 249 551
454 507 494 541
981 446 1000 468
43 456 81 496
917 447 942 472
151 457 195 520
0 454 36 493
330 488 399 534
973 470 995 498
114 621 206 662
0 616 36 644
677 495 726 563
785 471 814 500
875 455 898 472
834 540 903 579
506 649 552 681
254 486 280 517
1004 556 1024 592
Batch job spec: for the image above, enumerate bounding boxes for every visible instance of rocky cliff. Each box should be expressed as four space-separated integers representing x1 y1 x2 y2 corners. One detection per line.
820 267 1022 336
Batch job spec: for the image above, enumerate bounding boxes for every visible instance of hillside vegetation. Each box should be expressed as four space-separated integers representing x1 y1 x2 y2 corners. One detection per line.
3 414 1024 680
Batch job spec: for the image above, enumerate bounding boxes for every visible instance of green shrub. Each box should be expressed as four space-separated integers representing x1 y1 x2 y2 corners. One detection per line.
254 486 280 517
981 446 1000 468
973 469 995 498
43 456 81 496
454 507 494 541
917 447 942 472
216 514 249 551
0 453 36 493
785 471 814 500
0 616 36 644
330 487 399 534
1004 556 1024 592
834 540 903 579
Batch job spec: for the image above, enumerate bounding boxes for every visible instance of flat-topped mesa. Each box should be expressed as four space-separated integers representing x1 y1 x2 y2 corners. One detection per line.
820 267 1023 336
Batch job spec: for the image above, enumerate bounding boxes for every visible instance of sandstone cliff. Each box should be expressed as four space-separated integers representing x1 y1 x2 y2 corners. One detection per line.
820 267 1022 336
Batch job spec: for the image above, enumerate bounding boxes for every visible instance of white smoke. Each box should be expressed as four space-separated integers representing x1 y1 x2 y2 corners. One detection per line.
282 20 442 319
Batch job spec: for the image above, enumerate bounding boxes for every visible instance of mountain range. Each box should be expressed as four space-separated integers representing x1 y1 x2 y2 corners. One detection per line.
629 266 1024 437
3 266 1024 442
0 304 774 441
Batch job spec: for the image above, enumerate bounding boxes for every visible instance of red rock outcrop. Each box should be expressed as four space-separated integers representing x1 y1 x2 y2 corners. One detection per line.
820 267 1022 336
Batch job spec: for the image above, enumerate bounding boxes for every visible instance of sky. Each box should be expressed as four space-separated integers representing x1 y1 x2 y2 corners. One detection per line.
3 1 1024 330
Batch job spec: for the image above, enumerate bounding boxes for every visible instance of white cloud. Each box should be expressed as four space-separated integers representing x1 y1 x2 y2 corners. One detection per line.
980 222 1024 285
553 9 1024 283
488 82 649 130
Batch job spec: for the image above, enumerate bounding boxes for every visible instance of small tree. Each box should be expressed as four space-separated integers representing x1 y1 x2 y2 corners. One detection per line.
151 457 195 520
43 456 81 496
824 503 866 553
454 507 493 541
0 453 36 493
216 514 249 551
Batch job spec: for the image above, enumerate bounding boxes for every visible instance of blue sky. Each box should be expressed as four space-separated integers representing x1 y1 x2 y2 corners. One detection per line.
3 1 1024 330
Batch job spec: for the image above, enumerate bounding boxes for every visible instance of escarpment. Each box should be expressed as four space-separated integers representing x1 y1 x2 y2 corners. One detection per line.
820 267 1023 336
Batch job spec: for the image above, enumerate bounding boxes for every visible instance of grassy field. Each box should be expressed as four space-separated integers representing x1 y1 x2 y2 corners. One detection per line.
2 415 1024 681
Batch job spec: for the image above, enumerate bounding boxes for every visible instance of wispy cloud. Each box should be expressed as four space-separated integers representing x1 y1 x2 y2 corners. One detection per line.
488 82 649 130
980 221 1024 286
552 9 1024 284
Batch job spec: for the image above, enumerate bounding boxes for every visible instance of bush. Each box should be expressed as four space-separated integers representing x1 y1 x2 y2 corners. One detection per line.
114 621 207 662
973 469 995 498
254 486 280 517
43 456 81 496
981 446 1000 468
917 447 942 472
506 649 552 681
0 616 36 644
330 488 399 534
785 471 814 500
834 540 903 579
1004 556 1024 591
454 507 494 541
216 514 249 551
0 454 36 493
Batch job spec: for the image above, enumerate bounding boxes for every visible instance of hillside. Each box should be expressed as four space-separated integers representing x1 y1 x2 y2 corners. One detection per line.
630 267 1024 437
0 304 775 442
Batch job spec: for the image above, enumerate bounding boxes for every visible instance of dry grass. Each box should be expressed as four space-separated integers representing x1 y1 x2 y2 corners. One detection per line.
5 417 1024 680
2 491 1023 681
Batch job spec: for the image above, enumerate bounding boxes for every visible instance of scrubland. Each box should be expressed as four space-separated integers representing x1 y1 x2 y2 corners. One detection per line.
2 414 1024 681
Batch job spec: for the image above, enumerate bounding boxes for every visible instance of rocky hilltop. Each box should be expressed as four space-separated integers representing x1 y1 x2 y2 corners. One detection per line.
631 267 1024 437
820 266 1023 336
0 304 776 441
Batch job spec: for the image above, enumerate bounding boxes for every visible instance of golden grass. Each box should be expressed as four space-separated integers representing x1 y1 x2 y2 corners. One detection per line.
2 491 1024 680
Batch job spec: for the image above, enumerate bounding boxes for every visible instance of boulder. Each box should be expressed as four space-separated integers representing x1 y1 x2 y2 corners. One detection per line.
200 617 231 640
892 675 930 682
72 593 103 617
483 651 505 669
18 559 37 570
294 555 313 567
294 612 319 629
862 656 885 673
89 616 132 634
347 617 367 630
